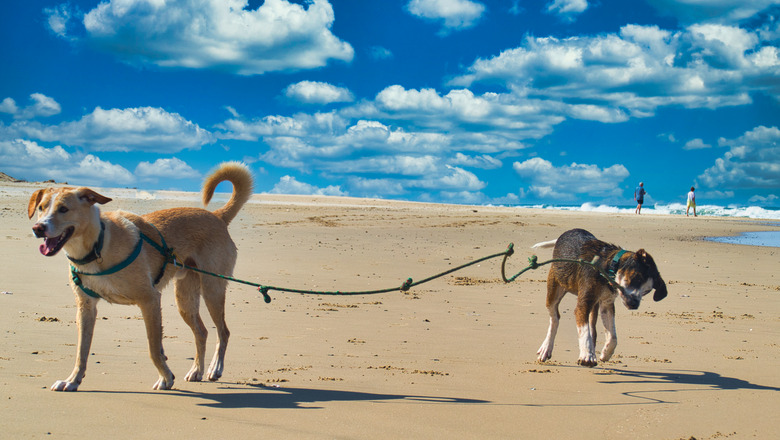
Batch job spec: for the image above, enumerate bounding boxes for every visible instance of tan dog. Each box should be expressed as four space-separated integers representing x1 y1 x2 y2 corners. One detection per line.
28 162 253 391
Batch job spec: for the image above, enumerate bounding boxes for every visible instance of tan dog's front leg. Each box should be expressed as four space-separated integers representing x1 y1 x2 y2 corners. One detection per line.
138 295 175 390
52 295 98 391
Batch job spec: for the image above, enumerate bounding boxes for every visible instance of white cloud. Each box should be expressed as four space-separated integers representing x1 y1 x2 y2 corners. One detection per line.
449 152 502 169
0 139 133 186
44 3 74 39
50 0 353 75
748 193 778 204
700 125 780 189
684 138 712 150
284 81 354 105
367 85 563 141
450 23 777 117
645 0 779 25
513 157 630 201
347 177 406 196
0 98 18 115
269 175 346 196
369 46 394 60
135 158 200 179
70 155 135 186
0 94 61 119
9 106 213 152
406 0 486 34
545 0 588 21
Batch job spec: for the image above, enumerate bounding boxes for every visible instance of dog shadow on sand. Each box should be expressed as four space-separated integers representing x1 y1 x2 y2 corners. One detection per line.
82 367 777 409
596 367 780 391
583 366 780 406
161 384 488 410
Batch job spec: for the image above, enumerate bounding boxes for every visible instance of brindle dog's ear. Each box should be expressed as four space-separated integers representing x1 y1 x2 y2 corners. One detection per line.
638 249 668 301
76 188 112 205
653 277 668 301
28 189 48 219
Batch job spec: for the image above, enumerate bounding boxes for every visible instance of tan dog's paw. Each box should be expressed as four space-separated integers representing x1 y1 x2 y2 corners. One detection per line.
51 380 79 391
577 356 598 367
185 367 203 382
152 375 174 390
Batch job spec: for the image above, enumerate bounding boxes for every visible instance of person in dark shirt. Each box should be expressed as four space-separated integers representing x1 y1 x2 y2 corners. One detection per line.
634 182 646 214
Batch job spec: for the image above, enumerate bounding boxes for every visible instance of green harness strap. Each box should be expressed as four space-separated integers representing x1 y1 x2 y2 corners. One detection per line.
70 225 173 299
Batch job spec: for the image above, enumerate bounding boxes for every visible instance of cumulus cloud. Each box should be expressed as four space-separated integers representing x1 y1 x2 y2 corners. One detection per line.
0 98 18 115
0 94 61 119
406 0 486 34
269 175 346 196
135 157 200 179
699 125 780 189
513 157 630 201
450 23 778 117
8 106 213 152
684 138 712 150
749 193 778 204
449 152 502 169
363 85 563 141
369 46 394 60
284 81 354 105
0 138 133 186
545 0 588 21
47 0 354 75
44 3 76 39
645 0 779 25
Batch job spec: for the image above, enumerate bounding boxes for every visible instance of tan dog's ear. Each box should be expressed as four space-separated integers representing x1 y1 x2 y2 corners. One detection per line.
76 188 112 206
28 189 48 219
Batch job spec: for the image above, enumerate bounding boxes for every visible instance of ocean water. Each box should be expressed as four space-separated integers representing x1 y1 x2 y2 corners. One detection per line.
516 202 780 248
523 202 780 220
705 231 780 248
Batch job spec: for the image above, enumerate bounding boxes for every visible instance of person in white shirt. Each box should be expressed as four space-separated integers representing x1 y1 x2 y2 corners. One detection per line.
686 186 697 217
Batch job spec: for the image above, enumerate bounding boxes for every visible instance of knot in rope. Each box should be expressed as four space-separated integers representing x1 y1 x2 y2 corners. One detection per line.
527 255 539 270
258 287 272 304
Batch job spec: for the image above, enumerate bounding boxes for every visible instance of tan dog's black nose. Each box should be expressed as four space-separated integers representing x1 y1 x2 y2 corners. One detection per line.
32 223 46 238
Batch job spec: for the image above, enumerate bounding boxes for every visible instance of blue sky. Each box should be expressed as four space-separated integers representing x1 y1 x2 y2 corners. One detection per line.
1 0 778 207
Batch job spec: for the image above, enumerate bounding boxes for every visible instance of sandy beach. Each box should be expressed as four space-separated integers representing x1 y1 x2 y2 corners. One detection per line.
1 181 778 439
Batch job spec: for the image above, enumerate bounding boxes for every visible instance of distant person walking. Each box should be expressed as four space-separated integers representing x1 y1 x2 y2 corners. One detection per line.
634 182 646 214
686 186 697 217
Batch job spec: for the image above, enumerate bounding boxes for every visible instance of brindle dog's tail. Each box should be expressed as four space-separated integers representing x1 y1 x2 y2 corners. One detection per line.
531 239 558 250
202 162 254 225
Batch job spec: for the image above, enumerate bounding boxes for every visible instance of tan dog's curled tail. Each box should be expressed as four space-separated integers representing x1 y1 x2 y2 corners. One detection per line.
202 162 254 225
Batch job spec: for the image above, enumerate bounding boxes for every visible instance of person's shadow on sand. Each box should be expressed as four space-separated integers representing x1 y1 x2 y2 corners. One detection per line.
171 384 489 409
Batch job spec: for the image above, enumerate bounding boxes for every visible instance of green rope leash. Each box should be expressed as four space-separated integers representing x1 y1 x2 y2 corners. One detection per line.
165 242 624 304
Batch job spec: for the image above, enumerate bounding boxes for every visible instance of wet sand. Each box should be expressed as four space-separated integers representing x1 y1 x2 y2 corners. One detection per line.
1 182 778 439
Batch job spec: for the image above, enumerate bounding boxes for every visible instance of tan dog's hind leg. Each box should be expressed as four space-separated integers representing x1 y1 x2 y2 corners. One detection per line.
175 272 208 382
51 294 98 391
202 276 230 381
137 292 175 390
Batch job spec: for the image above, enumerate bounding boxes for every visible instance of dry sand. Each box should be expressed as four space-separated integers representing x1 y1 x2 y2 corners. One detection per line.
1 182 778 439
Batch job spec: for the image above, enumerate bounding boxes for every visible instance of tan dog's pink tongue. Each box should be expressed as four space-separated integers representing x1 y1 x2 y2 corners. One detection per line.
40 238 58 256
